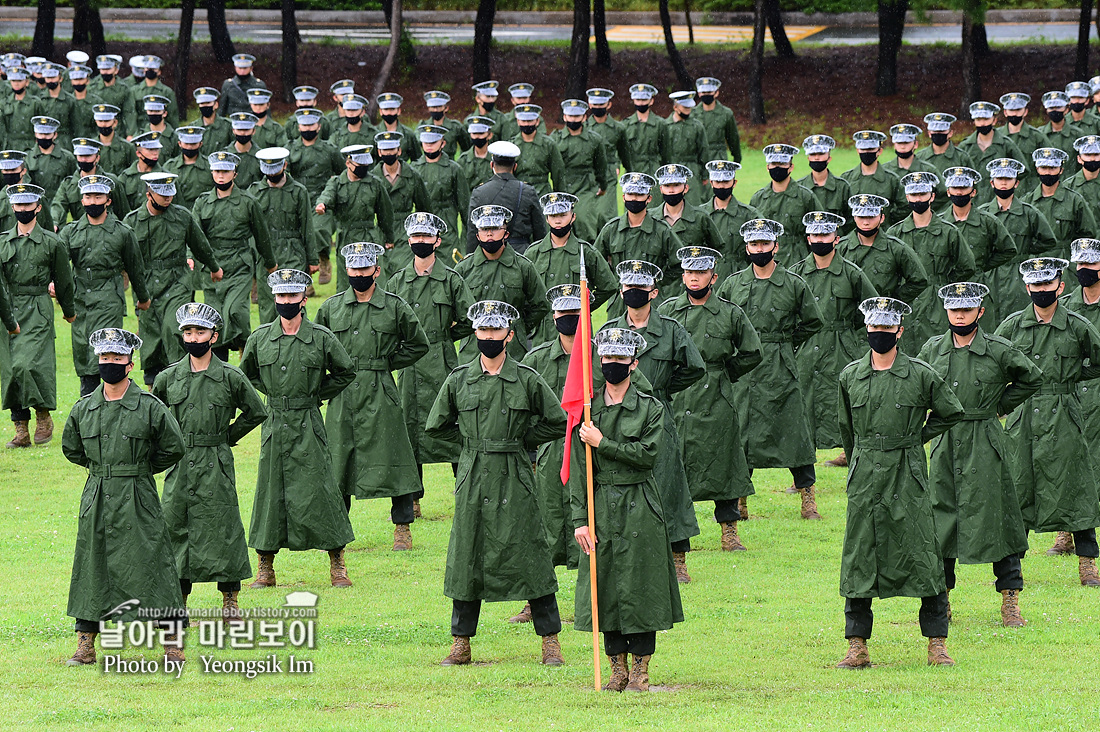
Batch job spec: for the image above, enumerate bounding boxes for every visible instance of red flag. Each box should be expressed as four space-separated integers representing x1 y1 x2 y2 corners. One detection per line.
560 277 593 484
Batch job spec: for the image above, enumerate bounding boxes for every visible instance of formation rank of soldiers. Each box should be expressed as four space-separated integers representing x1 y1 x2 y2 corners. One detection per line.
3 47 1100 689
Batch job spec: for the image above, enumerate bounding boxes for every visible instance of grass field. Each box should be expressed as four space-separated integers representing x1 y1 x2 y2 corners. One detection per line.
2 143 1097 731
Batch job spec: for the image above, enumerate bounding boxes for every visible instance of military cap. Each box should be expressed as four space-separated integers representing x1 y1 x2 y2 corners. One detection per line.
228 112 259 130
91 103 121 122
1066 81 1091 99
376 92 403 110
560 99 588 116
853 130 888 150
944 166 981 188
938 281 989 310
256 146 290 175
540 191 578 216
586 88 614 106
268 268 311 294
677 246 722 271
616 259 663 288
141 171 176 196
508 82 535 98
695 77 722 93
1071 238 1100 264
999 92 1030 110
0 150 26 170
513 104 542 122
330 79 355 96
1042 91 1070 109
341 242 385 269
294 109 324 126
374 131 404 150
900 170 940 194
247 88 274 106
468 300 520 329
987 158 1026 179
1032 147 1069 168
176 302 222 331
629 83 658 100
471 80 500 97
802 134 836 154
594 328 647 358
292 85 319 101
31 116 60 135
465 115 495 134
131 131 163 150
969 101 1000 119
96 54 122 69
77 174 113 195
5 183 44 204
1075 135 1100 155
924 112 956 131
471 204 513 229
23 56 46 73
193 86 220 104
705 160 740 182
175 126 205 145
1091 77 1100 95
619 172 657 195
128 55 146 71
740 218 784 242
889 124 923 143
1 53 26 67
231 53 256 68
71 137 101 156
340 144 373 165
340 93 368 111
68 65 92 81
1020 257 1069 284
417 124 447 144
5 66 27 81
763 143 799 164
802 211 845 235
488 140 521 161
66 50 89 65
546 283 592 311
859 297 911 327
90 328 142 355
404 211 448 237
143 55 163 70
142 94 169 112
208 151 241 171
40 62 63 78
848 193 890 217
669 90 697 108
424 90 451 107
655 163 693 186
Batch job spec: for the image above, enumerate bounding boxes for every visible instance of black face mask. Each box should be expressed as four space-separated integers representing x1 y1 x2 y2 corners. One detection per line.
867 330 898 354
349 274 375 292
1029 289 1059 308
253 108 268 119
1078 267 1100 287
266 172 284 184
100 73 114 83
234 134 252 146
77 160 96 172
145 69 158 80
624 199 648 214
1039 173 1061 187
1084 160 1100 173
1004 114 1024 125
699 94 715 105
424 149 442 160
808 160 829 172
858 151 878 166
930 133 949 146
975 124 993 135
663 191 685 207
345 115 362 127
379 153 399 166
72 83 86 93
477 337 506 358
809 239 835 256
712 186 733 200
555 313 580 336
472 137 488 149
481 101 495 112
181 147 200 159
429 110 445 121
768 166 790 182
97 124 114 136
352 163 371 178
565 120 584 131
199 105 215 118
677 112 691 121
894 149 914 159
182 340 212 358
45 80 59 90
549 223 572 238
948 321 979 336
36 138 53 150
410 240 436 258
622 288 651 309
83 202 106 219
299 128 319 141
1071 102 1087 113
591 108 607 119
275 301 302 320
13 209 37 224
601 361 631 385
1048 110 1065 123
949 193 972 208
686 284 711 300
2 172 21 185
993 186 1016 199
479 237 506 255
214 180 234 191
98 362 129 384
856 224 880 238
909 200 931 214
518 124 538 135
633 104 650 114
235 71 251 80
147 113 163 125
748 250 775 267
137 154 158 168
381 113 399 125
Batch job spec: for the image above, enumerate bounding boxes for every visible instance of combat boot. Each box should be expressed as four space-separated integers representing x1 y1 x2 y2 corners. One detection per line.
319 258 333 285
66 631 97 666
33 410 53 445
800 485 822 520
673 552 691 583
624 653 651 691
720 521 746 551
441 635 471 666
222 590 242 624
329 548 352 587
823 450 848 467
737 496 749 520
249 552 276 589
927 637 954 666
1080 556 1100 586
1047 531 1075 556
1000 589 1025 627
836 637 870 669
393 523 412 551
6 420 30 449
413 499 422 518
163 629 185 663
508 602 532 623
602 653 629 691
541 634 564 666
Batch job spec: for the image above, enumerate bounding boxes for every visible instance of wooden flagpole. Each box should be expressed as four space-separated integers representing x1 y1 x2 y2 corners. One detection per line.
579 248 600 691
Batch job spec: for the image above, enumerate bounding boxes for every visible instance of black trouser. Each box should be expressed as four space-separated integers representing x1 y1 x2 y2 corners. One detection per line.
415 462 458 500
79 375 100 397
714 499 741 523
844 592 950 639
342 493 415 524
749 464 815 490
256 546 344 555
1073 528 1100 557
11 408 31 422
670 539 691 553
212 345 231 363
603 630 656 657
451 594 561 637
944 556 1023 592
180 579 242 595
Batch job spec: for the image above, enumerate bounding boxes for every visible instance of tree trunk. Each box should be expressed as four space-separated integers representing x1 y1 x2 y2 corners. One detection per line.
73 1 107 58
369 0 403 119
281 0 299 102
750 0 766 124
594 0 611 69
974 21 989 58
960 12 981 116
73 0 89 44
659 0 693 88
32 0 56 59
764 0 795 59
566 0 590 99
685 0 695 45
207 0 237 63
174 0 196 122
874 0 908 97
1078 0 1095 79
472 0 497 83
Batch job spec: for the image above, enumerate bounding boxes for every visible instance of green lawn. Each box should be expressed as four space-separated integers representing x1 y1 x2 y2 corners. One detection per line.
2 143 1096 730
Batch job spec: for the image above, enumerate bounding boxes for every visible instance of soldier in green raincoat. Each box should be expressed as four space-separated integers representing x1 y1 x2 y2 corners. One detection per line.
998 92 1047 190
0 65 40 153
792 211 878 467
115 131 165 212
189 87 234 152
749 144 819 264
220 113 264 190
956 101 1027 208
0 183 74 448
574 327 682 693
698 160 759 282
162 127 213 210
549 99 611 243
426 299 567 668
842 130 908 225
0 151 56 232
52 138 132 226
283 85 333 143
995 257 1100 587
717 218 825 520
798 135 853 225
495 83 546 141
411 124 470 260
245 88 289 151
192 151 276 357
510 104 564 198
664 91 709 207
151 303 266 624
374 93 422 164
650 164 723 301
123 172 221 385
917 112 976 176
317 242 429 551
328 94 376 153
286 108 344 273
60 174 151 396
621 84 669 186
585 88 633 229
1064 238 1100 450
91 104 136 176
1037 92 1084 176
241 269 357 588
659 246 762 552
917 283 1040 628
835 297 964 670
418 91 470 155
838 196 929 311
456 115 496 198
1065 134 1100 214
694 76 741 164
602 259 704 581
62 327 187 667
23 118 75 196
1023 147 1096 258
372 130 432 277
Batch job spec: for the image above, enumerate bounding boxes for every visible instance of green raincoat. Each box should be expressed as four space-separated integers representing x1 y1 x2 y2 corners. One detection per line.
316 171 395 291
979 195 1058 323
453 244 547 362
594 212 683 319
247 174 318 323
523 233 617 344
548 126 612 242
748 181 819 264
